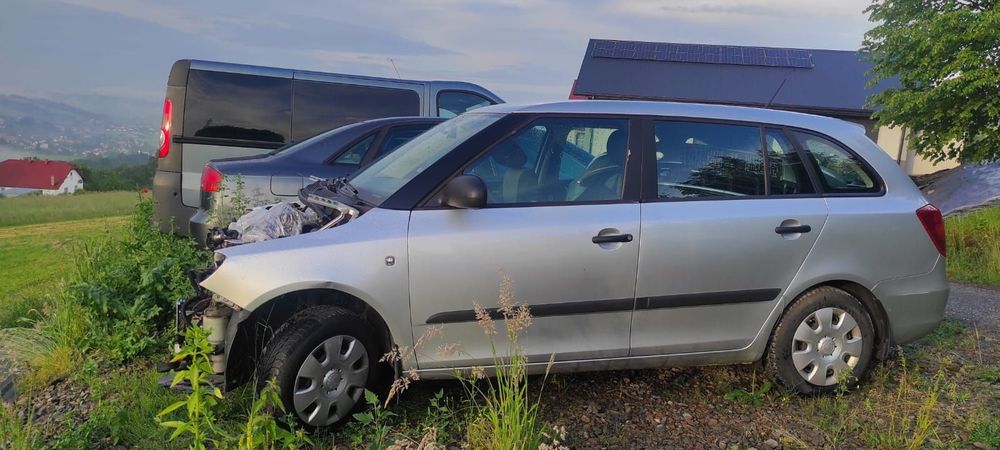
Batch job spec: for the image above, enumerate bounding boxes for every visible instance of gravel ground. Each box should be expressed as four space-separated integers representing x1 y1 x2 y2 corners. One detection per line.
946 282 1000 331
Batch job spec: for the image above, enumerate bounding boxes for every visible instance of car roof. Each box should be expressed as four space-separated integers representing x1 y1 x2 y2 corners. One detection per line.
473 100 863 137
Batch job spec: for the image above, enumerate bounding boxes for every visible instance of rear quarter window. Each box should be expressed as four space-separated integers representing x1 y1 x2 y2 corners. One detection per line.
183 70 292 143
791 131 880 194
292 81 420 141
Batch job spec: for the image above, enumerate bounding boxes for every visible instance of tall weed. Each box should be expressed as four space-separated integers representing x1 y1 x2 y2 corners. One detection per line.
70 197 207 361
460 273 560 450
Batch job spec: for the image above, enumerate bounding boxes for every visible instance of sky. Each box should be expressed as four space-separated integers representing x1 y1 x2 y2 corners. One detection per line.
0 0 876 106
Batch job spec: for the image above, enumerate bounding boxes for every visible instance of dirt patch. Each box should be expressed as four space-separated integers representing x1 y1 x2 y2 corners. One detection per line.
15 378 94 443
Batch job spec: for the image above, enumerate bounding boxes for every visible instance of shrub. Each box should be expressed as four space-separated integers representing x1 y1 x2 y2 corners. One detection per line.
70 197 207 361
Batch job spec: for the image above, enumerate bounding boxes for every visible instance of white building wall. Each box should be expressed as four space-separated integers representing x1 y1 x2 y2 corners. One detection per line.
40 169 83 195
874 125 960 176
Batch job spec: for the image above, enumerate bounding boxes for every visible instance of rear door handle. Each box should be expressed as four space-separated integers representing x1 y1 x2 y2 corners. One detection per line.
775 225 812 234
592 233 633 244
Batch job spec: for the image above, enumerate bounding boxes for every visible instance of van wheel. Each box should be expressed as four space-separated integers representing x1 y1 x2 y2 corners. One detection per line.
767 286 875 394
257 306 380 428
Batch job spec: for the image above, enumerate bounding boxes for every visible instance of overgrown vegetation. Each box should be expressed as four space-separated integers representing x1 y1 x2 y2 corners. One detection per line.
946 205 1000 285
0 191 135 227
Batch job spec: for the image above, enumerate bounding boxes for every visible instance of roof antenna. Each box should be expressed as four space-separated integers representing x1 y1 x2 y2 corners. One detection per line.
388 58 401 79
766 78 787 108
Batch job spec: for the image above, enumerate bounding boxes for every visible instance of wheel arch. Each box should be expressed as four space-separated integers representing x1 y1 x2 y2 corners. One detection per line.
773 280 893 362
223 288 396 389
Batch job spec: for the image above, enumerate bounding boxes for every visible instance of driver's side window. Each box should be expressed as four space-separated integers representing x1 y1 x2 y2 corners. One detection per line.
463 117 628 205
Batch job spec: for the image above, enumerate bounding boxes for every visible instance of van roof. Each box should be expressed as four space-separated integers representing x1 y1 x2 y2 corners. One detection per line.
171 59 494 93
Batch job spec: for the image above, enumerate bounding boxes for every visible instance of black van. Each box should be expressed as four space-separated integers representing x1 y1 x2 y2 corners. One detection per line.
153 59 502 235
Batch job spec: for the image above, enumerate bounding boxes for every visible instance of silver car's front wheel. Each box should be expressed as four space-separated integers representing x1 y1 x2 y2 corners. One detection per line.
293 335 370 426
768 286 876 394
257 306 382 429
791 307 864 386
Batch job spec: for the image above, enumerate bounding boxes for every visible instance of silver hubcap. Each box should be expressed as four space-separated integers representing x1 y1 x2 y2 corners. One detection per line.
293 335 369 426
791 307 863 386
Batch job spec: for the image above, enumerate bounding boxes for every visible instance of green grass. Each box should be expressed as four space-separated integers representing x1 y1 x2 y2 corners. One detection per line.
946 205 1000 286
0 191 136 228
0 217 126 327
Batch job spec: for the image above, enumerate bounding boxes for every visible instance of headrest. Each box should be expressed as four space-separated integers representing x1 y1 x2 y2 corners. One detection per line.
602 129 628 163
494 143 527 168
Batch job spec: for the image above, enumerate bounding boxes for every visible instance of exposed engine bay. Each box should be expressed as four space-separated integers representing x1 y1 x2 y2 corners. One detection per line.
205 177 368 250
160 177 372 388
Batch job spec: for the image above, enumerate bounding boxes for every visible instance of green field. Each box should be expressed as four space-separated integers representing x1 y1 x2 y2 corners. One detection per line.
946 205 1000 286
0 217 126 327
0 191 137 227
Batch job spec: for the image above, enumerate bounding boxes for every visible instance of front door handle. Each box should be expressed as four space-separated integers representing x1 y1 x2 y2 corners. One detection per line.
592 233 633 244
775 225 812 234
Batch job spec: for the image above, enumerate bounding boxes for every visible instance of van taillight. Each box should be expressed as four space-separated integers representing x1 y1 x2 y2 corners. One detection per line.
158 98 172 158
916 204 946 257
201 165 223 193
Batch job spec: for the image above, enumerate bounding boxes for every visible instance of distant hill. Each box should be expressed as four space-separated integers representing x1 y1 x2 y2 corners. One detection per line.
0 94 157 161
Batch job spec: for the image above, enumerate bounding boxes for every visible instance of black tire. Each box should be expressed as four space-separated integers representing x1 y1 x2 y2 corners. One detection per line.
257 305 384 429
767 286 876 394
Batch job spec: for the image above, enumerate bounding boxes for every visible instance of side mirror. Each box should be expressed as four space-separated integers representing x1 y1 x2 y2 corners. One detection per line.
441 175 487 209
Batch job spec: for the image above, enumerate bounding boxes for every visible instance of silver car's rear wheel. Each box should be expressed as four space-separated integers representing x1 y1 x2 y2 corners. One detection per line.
791 307 864 386
293 335 370 426
767 286 876 394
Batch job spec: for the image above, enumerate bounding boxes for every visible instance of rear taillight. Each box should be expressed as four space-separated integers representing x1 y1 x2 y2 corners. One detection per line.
916 204 946 257
201 165 223 193
158 98 172 158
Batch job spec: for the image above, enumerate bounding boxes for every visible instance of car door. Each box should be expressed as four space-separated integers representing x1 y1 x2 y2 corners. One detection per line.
631 121 828 356
407 116 641 369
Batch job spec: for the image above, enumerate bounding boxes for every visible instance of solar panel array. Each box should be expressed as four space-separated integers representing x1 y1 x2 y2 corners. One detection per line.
591 40 814 69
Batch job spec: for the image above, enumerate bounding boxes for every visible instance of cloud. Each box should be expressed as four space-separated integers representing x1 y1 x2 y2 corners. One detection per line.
11 0 877 104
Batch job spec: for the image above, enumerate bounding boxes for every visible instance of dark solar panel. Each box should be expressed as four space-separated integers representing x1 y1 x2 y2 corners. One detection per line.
591 40 814 69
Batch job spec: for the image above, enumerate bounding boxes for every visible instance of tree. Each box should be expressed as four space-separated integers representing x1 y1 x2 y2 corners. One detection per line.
862 0 1000 163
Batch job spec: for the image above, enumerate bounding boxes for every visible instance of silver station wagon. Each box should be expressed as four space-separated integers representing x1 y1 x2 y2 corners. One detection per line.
171 100 949 428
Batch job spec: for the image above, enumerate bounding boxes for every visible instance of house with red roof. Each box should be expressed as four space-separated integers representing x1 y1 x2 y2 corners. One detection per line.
0 158 84 196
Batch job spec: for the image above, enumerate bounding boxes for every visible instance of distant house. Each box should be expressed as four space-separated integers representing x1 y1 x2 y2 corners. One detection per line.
0 158 84 196
571 39 958 175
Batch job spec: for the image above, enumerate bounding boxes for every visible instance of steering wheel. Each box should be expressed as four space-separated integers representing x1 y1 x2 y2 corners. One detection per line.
577 165 623 188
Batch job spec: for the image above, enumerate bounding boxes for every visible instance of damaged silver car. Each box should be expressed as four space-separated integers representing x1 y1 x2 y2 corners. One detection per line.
163 101 949 428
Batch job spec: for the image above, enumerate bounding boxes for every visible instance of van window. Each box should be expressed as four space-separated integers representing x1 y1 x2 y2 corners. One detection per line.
183 70 291 143
654 121 765 199
292 81 420 141
437 91 494 118
792 131 879 194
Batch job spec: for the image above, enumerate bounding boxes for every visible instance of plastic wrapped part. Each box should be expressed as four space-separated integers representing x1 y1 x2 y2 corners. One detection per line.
228 202 319 244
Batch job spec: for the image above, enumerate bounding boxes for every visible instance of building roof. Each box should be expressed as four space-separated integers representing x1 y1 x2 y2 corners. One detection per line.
573 39 900 118
0 158 77 190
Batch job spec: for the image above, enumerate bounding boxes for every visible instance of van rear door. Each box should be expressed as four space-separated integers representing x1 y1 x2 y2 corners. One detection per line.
177 68 292 210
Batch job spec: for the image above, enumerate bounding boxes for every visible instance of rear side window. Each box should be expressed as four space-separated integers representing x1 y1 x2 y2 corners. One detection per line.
792 131 878 193
332 134 376 165
765 129 814 195
654 121 764 199
437 91 494 118
183 70 292 143
292 81 420 141
374 124 434 159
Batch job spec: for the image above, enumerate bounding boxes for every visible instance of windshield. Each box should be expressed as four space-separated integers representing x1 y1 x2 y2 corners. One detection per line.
351 113 502 205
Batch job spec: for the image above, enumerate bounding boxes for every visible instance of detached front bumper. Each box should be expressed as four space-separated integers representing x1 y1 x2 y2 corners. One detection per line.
158 285 240 390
